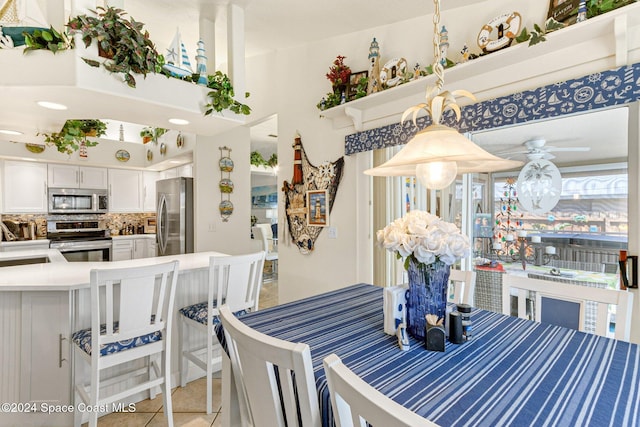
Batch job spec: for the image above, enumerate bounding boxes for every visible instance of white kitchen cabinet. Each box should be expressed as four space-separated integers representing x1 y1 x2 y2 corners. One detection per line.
143 170 159 212
48 164 108 189
20 292 71 408
108 169 143 212
112 236 155 260
112 239 133 261
2 160 48 213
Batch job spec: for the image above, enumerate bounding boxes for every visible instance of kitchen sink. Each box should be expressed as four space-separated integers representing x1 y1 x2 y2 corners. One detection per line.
0 256 49 267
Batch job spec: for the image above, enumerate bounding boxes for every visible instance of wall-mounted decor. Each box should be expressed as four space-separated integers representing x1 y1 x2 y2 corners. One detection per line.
25 143 45 154
160 142 167 155
176 132 184 148
146 149 153 161
115 149 130 162
282 133 344 254
307 190 328 227
218 146 234 221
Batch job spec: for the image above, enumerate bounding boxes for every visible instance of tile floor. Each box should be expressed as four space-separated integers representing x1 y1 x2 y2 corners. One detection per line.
87 279 278 427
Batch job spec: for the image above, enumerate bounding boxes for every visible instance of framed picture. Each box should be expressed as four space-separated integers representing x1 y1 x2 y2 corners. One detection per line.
547 0 580 24
347 70 368 101
307 190 329 227
474 213 493 238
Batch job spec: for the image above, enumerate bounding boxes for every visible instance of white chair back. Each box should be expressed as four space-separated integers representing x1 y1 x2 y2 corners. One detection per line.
209 252 265 314
75 260 180 427
323 354 438 427
449 269 476 306
253 224 276 253
219 305 322 427
502 274 634 341
91 261 179 358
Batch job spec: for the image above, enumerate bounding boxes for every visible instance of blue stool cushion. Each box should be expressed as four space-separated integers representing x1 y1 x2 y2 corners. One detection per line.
179 301 247 325
72 321 162 357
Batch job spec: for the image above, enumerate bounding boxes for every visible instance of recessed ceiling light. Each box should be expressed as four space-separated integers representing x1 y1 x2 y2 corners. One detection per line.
168 118 189 125
37 101 68 110
0 129 23 135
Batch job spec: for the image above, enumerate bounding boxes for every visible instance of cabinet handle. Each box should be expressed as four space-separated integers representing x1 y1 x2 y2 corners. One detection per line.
80 171 84 183
43 181 47 197
76 170 79 184
59 334 67 368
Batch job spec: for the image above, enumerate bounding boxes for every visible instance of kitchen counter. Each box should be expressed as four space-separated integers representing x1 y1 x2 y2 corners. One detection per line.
0 249 224 291
0 249 230 426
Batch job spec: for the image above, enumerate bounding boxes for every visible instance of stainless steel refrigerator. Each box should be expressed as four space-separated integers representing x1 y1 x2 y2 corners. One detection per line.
156 177 194 256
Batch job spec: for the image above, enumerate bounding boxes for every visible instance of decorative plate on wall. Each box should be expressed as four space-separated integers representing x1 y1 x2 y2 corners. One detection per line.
219 156 234 172
219 200 234 218
160 143 167 155
147 149 153 161
115 149 130 162
219 178 234 193
25 143 45 154
176 132 184 148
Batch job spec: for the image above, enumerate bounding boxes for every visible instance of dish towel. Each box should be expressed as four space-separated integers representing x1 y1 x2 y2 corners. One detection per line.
383 284 409 335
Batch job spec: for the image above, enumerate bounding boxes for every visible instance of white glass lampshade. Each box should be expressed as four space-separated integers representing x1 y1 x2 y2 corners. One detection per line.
364 124 522 188
416 161 457 189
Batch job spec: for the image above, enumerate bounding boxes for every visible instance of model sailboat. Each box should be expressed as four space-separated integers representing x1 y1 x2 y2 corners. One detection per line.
162 28 194 78
0 0 48 47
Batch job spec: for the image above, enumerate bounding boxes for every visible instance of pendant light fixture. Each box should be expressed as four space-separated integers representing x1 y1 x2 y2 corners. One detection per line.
364 0 522 189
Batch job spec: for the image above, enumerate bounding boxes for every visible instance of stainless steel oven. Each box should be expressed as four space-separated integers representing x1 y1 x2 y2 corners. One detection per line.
48 188 108 214
47 217 112 262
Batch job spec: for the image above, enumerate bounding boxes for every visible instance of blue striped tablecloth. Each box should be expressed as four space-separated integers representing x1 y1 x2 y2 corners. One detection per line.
236 283 640 427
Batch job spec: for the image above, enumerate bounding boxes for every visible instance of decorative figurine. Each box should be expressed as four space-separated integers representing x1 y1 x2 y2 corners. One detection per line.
477 12 522 53
340 91 346 104
367 37 381 94
439 26 449 66
576 1 587 23
195 39 208 85
163 28 194 77
460 44 470 63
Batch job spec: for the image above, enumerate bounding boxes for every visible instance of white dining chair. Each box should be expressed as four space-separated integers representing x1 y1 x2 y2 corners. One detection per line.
253 224 278 279
323 353 438 427
219 304 322 427
178 251 265 414
502 274 634 341
448 269 476 306
71 260 180 427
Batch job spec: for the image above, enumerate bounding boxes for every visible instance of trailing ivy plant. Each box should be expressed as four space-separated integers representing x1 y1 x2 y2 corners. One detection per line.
203 71 251 116
23 26 73 53
516 18 565 46
40 119 107 155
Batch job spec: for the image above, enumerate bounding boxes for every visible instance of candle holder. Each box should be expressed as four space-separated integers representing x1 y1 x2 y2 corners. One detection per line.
492 236 558 270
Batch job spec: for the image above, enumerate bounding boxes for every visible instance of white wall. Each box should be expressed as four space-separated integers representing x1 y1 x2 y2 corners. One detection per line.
193 126 257 255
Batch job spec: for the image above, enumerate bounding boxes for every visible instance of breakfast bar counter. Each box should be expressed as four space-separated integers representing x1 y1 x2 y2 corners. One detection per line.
0 249 226 427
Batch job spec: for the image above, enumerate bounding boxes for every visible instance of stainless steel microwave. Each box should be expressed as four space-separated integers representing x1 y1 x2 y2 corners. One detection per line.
48 188 108 214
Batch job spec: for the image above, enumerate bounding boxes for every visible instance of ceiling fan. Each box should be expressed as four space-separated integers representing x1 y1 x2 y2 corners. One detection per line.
498 138 591 161
505 138 590 215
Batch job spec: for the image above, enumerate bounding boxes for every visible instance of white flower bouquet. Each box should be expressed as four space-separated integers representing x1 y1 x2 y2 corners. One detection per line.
377 210 470 267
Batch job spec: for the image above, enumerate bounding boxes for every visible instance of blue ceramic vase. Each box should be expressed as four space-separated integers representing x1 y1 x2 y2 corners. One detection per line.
405 258 450 340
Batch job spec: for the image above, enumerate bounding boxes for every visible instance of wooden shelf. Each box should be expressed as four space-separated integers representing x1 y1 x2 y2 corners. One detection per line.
321 2 640 131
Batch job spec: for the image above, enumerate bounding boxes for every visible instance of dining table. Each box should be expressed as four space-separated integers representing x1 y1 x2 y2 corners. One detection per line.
221 283 640 427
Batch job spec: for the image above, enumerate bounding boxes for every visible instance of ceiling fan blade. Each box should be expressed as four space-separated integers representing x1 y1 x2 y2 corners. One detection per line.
544 146 591 152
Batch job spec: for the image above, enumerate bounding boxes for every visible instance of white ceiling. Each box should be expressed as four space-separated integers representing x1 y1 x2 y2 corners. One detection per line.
471 108 628 168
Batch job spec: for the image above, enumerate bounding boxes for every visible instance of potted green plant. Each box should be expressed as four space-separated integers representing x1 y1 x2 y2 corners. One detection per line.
40 119 107 155
140 126 167 144
66 6 164 88
250 151 266 167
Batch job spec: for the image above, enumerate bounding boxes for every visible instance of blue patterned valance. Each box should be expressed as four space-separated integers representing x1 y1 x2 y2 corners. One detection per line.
345 62 640 155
